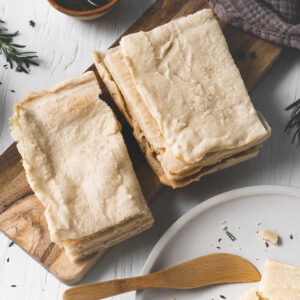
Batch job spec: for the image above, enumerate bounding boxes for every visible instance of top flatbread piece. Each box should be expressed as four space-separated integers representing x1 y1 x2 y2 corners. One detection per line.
120 9 269 164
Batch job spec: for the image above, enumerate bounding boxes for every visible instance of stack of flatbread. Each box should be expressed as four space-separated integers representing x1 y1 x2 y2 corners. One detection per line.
10 71 153 261
91 9 271 188
9 8 271 262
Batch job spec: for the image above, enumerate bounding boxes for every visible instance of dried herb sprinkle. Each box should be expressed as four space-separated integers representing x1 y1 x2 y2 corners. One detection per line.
8 241 14 247
226 231 236 241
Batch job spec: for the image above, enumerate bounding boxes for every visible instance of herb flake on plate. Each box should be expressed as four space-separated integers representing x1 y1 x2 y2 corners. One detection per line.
226 230 236 241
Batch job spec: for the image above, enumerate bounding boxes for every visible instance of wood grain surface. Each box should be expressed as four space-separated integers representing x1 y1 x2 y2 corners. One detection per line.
0 0 282 285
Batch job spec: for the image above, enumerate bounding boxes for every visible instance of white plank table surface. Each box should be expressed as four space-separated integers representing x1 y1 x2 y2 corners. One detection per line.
0 1 300 299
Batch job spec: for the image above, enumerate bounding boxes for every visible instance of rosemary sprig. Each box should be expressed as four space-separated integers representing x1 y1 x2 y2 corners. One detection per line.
0 19 38 74
285 98 300 145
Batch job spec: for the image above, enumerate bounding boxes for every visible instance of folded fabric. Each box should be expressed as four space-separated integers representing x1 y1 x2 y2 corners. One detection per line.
10 71 153 261
208 0 300 50
92 9 271 188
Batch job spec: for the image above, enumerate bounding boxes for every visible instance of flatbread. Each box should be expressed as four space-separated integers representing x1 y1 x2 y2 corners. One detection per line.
119 9 269 164
94 49 270 178
92 52 263 187
91 9 271 188
10 71 153 260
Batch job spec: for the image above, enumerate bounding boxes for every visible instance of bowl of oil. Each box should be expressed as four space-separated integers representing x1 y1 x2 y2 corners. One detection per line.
48 0 119 20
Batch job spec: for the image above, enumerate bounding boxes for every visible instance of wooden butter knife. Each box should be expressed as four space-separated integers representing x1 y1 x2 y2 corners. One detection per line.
63 253 260 300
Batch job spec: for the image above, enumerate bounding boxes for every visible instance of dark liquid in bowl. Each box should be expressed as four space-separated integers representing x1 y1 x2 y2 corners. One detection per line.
54 0 112 11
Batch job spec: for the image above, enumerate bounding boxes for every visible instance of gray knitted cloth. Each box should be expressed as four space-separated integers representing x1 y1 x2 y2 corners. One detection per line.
208 0 300 50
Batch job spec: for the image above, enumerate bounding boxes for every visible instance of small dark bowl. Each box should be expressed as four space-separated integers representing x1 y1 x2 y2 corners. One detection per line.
47 0 119 20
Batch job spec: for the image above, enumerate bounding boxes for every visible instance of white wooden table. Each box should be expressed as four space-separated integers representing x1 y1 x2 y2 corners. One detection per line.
0 1 300 299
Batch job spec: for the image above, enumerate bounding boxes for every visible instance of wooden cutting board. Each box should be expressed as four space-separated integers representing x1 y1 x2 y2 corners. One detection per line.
0 0 282 285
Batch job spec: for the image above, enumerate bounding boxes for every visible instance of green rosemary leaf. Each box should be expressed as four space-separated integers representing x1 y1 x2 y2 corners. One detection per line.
292 131 298 144
0 31 19 38
16 65 27 73
17 51 38 56
285 98 300 111
0 20 38 73
7 57 13 69
285 98 300 144
27 60 39 66
10 44 26 48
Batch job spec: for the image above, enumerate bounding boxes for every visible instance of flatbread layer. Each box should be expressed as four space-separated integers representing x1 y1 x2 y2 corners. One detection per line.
91 50 268 188
91 9 271 188
93 49 270 179
62 213 154 260
119 9 269 164
10 71 153 260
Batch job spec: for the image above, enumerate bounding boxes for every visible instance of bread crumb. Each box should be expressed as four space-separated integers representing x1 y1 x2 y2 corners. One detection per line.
238 288 260 300
258 230 278 245
221 225 227 231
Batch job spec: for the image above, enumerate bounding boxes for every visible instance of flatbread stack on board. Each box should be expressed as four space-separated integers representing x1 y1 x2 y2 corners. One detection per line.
91 9 271 188
9 8 271 263
10 71 153 261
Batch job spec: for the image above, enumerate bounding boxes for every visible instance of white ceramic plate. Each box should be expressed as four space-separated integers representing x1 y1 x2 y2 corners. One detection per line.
136 185 300 300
